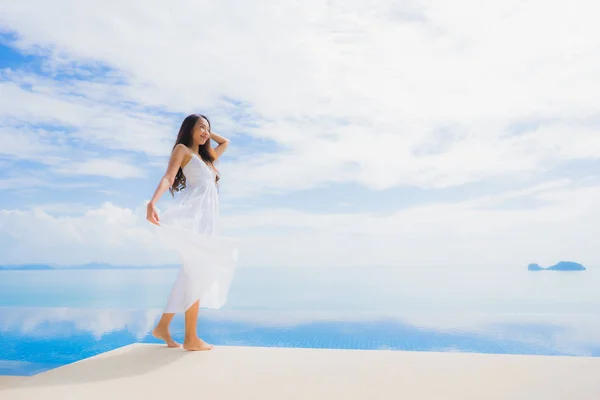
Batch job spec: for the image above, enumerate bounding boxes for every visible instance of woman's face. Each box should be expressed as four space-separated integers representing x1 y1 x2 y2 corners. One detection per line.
193 117 210 144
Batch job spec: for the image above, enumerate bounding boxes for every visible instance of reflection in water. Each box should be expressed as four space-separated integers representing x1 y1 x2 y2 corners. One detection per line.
0 307 163 376
0 307 163 339
1 307 599 376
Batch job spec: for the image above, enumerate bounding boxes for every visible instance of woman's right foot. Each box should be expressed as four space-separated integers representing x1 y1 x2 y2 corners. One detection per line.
183 337 214 351
152 327 180 348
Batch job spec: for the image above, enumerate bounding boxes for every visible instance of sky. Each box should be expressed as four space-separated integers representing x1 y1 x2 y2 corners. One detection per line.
0 0 599 268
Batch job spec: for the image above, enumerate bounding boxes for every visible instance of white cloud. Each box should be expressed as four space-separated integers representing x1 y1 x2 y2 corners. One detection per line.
0 79 175 157
16 202 94 216
0 175 99 191
221 180 600 268
54 158 146 179
0 124 66 165
1 181 599 267
1 0 600 266
0 202 177 266
1 0 599 197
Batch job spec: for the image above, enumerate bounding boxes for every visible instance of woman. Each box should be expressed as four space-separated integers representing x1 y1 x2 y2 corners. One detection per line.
146 114 238 351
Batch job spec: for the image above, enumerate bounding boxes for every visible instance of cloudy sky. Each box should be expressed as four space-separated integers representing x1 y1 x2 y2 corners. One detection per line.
1 0 599 268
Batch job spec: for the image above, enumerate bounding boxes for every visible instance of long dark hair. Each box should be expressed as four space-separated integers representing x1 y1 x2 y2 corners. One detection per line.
169 114 220 195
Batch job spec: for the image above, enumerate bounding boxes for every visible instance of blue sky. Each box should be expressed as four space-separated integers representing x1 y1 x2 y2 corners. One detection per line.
1 0 600 268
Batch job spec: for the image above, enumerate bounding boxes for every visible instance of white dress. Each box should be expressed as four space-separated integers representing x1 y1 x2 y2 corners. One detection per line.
157 153 239 313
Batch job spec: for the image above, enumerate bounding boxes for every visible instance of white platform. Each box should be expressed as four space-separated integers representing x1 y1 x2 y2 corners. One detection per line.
1 344 599 399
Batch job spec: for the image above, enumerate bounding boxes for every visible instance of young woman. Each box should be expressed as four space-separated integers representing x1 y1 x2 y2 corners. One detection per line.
146 114 238 351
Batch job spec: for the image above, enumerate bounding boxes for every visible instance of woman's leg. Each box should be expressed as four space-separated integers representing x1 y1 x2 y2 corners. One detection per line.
152 313 180 347
153 262 186 348
183 300 214 351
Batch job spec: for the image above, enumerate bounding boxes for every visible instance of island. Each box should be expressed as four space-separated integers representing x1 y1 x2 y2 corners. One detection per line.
0 263 179 271
528 261 586 271
0 264 54 270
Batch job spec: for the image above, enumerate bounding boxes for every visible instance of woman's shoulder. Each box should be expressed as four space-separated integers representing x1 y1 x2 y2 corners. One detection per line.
173 144 196 159
173 143 190 154
171 144 194 167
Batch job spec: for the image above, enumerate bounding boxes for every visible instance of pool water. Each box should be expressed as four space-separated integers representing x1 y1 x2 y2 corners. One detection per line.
2 266 600 376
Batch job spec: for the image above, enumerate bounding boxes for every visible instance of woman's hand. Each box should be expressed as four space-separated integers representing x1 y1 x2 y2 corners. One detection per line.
210 131 230 159
146 202 160 226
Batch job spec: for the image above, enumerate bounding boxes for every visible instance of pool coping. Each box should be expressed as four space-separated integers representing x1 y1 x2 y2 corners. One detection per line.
2 344 600 399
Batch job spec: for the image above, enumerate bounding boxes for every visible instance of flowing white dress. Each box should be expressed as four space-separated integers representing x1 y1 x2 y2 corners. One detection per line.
157 154 239 312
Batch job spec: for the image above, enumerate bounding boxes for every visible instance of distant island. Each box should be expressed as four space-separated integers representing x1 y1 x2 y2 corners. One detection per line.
0 262 179 271
528 261 586 271
0 263 55 270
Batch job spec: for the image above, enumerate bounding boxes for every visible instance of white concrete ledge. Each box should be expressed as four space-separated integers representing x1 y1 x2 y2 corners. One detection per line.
0 376 27 389
2 344 600 399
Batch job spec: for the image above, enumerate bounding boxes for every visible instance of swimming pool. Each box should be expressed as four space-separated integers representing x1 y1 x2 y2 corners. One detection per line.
2 266 600 376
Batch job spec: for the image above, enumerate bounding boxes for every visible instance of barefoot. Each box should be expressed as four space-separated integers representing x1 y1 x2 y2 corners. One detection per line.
152 327 180 348
183 337 214 351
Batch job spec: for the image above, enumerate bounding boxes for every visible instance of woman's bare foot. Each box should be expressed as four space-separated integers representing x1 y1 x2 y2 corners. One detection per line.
183 337 214 351
152 327 180 348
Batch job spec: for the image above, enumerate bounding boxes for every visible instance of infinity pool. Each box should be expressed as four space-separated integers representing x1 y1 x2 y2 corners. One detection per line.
2 266 599 375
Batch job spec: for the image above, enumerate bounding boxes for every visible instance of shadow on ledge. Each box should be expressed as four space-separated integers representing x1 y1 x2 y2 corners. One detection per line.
2 344 189 389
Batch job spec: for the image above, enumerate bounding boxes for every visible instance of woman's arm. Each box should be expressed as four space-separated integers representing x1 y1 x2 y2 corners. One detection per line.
211 131 230 159
146 144 187 225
